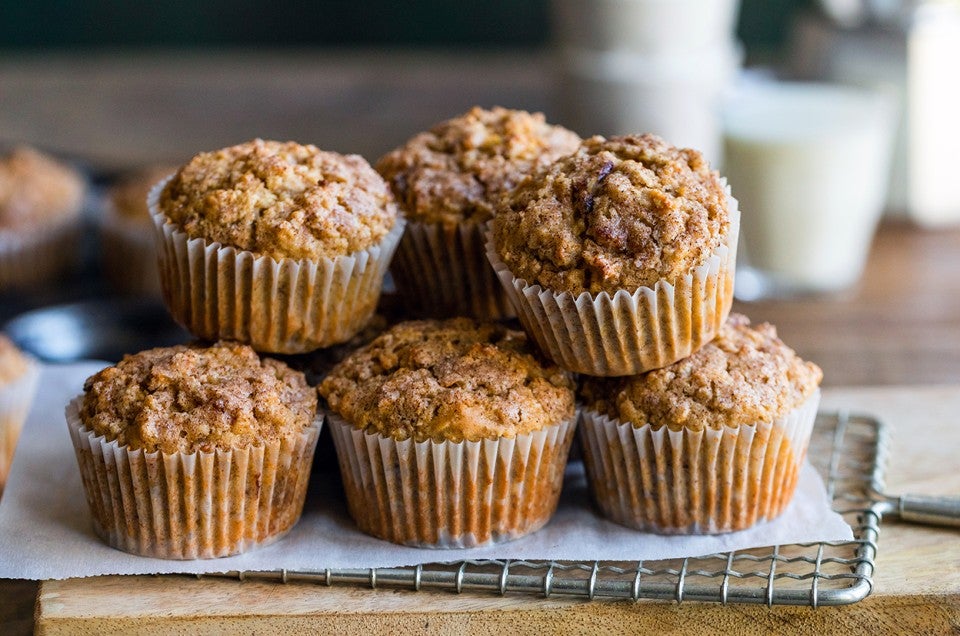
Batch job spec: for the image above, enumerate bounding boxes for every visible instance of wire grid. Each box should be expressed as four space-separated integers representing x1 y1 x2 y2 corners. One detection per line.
217 411 886 607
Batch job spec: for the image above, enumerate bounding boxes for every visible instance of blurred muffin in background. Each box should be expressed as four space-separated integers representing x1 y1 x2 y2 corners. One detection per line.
376 106 581 320
101 166 177 296
0 146 86 290
0 334 40 494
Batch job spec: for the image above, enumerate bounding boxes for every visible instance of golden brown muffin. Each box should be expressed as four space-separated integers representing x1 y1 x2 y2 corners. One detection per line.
376 106 581 226
80 341 317 454
581 313 823 431
159 139 398 260
493 133 729 295
0 146 85 231
578 313 822 534
321 318 578 547
0 334 39 493
69 340 322 558
320 318 575 443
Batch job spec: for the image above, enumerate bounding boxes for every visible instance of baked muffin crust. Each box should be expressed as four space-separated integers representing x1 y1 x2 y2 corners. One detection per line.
81 341 317 453
376 106 580 225
0 147 85 230
0 335 30 384
159 139 398 260
493 134 729 295
320 318 575 442
582 314 822 431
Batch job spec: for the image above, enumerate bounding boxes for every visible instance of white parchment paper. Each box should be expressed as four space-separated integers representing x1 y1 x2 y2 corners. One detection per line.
0 363 852 580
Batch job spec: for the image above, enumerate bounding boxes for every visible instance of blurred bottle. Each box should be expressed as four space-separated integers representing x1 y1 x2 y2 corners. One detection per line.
789 0 960 225
551 0 744 166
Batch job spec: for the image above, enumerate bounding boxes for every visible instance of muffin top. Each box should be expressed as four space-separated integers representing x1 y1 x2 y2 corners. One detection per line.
319 318 576 442
110 165 179 224
0 334 31 384
0 146 85 231
493 134 729 295
80 341 318 454
581 314 822 431
375 106 581 225
158 139 398 260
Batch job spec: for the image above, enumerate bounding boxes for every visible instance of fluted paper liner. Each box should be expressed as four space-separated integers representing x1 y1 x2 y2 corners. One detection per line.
579 390 820 534
148 176 405 353
100 206 161 296
66 397 322 559
0 220 80 289
0 359 40 491
391 220 515 320
485 185 740 376
328 412 576 548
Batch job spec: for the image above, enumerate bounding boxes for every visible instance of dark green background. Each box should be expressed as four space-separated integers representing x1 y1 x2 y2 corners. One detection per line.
0 0 811 53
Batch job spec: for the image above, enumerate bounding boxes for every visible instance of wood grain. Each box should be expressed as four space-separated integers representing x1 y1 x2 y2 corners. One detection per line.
34 386 960 634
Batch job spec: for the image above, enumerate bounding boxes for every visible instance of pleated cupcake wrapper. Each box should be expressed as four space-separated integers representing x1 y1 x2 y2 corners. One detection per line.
485 184 740 376
65 397 322 559
0 359 40 490
579 390 820 534
390 220 516 320
328 412 577 548
100 206 161 296
148 176 405 354
0 219 81 289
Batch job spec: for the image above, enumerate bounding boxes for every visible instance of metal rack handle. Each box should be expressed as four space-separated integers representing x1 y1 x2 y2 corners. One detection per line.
895 494 960 528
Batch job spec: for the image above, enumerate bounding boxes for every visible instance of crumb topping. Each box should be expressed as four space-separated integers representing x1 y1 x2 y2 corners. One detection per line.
0 147 85 230
376 106 580 225
319 318 575 442
493 134 729 295
159 139 398 260
80 341 317 453
581 314 822 430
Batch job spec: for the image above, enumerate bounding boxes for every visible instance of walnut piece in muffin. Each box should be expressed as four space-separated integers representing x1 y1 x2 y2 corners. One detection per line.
376 106 580 225
159 139 398 260
494 133 729 295
581 314 822 431
320 318 576 443
81 341 317 454
0 146 85 231
0 334 30 384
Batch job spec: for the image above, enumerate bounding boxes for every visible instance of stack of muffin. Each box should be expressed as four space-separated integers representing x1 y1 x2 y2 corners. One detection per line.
68 106 822 560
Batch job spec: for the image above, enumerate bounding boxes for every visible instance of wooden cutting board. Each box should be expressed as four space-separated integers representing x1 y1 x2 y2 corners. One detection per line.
35 386 960 635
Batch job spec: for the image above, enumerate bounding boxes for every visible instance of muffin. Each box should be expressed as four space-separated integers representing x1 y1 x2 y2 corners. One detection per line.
376 107 580 319
65 341 322 559
0 335 40 493
579 314 822 534
488 133 740 376
100 165 177 296
150 139 404 353
319 318 577 547
0 146 86 289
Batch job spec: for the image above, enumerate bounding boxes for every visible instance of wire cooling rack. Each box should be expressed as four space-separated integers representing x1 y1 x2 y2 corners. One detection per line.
212 411 887 607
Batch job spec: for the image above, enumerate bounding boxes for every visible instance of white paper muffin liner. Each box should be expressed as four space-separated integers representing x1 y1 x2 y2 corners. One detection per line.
485 186 740 376
327 412 577 548
579 389 820 534
100 205 161 296
148 176 405 354
390 220 515 320
66 397 322 559
0 358 40 491
0 220 81 290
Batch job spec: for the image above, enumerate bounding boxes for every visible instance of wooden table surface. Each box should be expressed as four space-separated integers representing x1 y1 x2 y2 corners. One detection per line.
2 51 960 634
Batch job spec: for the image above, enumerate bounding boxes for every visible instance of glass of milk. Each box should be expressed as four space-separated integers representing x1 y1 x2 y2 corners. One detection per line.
723 81 897 299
